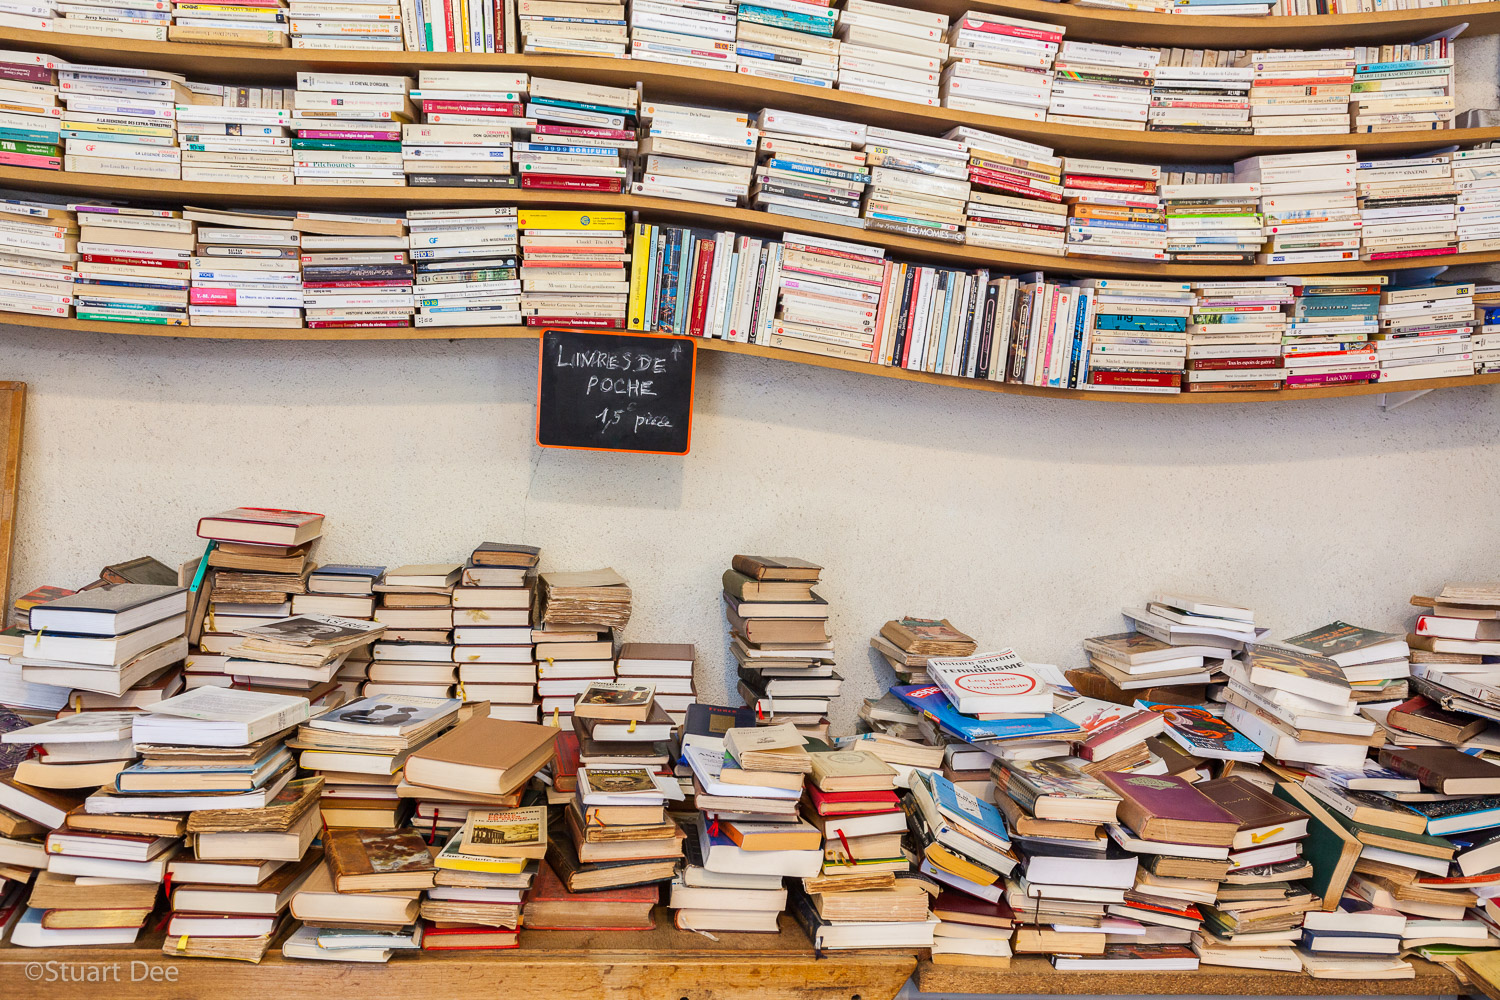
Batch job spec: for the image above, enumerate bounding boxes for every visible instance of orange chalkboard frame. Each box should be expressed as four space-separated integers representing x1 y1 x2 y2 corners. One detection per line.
534 329 697 456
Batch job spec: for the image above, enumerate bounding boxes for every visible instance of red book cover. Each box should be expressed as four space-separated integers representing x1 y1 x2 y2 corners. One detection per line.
420 925 520 951
1368 247 1456 260
444 0 456 53
520 175 624 192
418 100 524 115
1188 357 1281 370
81 254 188 269
1284 370 1376 386
523 316 626 328
687 238 716 337
957 16 1061 42
302 280 413 289
968 169 1064 202
1090 371 1181 388
0 151 59 170
1065 176 1157 193
534 124 636 140
805 785 899 812
932 888 1016 925
305 320 410 329
553 729 580 791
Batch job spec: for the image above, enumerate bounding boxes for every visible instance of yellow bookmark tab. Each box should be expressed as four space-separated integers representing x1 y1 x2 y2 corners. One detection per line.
176 935 189 952
627 720 637 733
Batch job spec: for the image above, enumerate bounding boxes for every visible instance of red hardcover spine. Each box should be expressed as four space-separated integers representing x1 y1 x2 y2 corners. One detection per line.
1188 357 1281 370
686 238 716 338
419 100 524 115
523 316 625 328
1090 370 1182 387
1065 176 1156 193
519 175 623 192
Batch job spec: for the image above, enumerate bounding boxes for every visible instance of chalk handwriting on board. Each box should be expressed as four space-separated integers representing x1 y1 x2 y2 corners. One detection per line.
536 329 695 455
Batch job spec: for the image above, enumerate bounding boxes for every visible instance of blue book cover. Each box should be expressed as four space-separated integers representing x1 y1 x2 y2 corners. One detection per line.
920 770 1010 844
1135 701 1263 760
1357 59 1449 73
893 684 1082 743
526 94 636 119
115 748 292 792
765 159 867 185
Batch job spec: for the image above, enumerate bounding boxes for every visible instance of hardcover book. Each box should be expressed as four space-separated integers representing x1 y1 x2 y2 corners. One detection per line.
729 554 822 581
1378 747 1500 795
325 828 438 892
1197 776 1308 848
459 806 548 860
1099 771 1239 847
196 507 324 546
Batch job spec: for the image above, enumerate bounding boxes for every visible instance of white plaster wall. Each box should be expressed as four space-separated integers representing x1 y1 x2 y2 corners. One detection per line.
6 327 1500 733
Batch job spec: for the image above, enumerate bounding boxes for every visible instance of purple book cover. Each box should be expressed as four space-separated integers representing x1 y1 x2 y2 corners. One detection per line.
1100 770 1238 825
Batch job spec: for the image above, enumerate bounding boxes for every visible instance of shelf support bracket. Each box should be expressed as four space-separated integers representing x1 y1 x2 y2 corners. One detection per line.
1378 388 1435 411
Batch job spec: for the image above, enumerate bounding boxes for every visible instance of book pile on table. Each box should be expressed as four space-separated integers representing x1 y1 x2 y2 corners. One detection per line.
14 585 187 726
1409 583 1500 665
1243 48 1354 136
293 211 413 330
1076 279 1191 395
1221 643 1375 770
634 101 755 207
416 805 542 946
628 0 736 72
1455 147 1500 256
184 209 303 329
292 73 411 186
722 555 831 733
1356 154 1457 263
911 770 1017 962
1159 178 1263 264
533 569 630 727
740 0 835 69
1236 150 1361 266
617 643 696 724
939 10 1058 122
1283 621 1410 704
402 70 521 187
834 0 945 107
288 0 399 49
450 543 538 722
517 210 629 328
521 80 634 193
521 856 655 930
58 63 181 180
1047 42 1158 132
861 127 969 244
1182 280 1290 393
405 208 518 328
368 562 459 699
1374 283 1476 384
955 129 1066 255
574 679 674 780
751 109 863 225
1350 41 1454 133
520 0 627 56
0 52 58 173
871 619 976 689
175 85 293 185
1147 55 1253 134
672 704 804 931
800 746 933 948
1062 157 1165 262
1073 630 1216 704
735 19 836 88
1123 593 1264 686
170 0 288 46
284 826 429 958
1276 275 1381 390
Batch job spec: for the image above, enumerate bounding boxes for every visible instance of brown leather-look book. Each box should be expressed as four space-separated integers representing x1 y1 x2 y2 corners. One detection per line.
1196 776 1308 849
729 555 822 582
1379 746 1500 795
1100 770 1239 847
324 828 437 892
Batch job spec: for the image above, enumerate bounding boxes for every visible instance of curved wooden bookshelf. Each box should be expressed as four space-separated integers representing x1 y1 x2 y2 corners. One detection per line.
6 165 1497 279
10 314 1500 404
1 27 1493 163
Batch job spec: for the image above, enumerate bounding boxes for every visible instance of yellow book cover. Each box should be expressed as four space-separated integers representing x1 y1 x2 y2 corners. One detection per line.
517 210 626 231
626 221 651 331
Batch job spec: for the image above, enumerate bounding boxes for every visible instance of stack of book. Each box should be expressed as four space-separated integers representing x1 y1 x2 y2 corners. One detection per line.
295 211 411 329
617 643 696 724
60 0 165 39
573 680 673 786
59 63 180 180
219 610 383 699
0 52 58 173
736 19 836 88
176 85 293 185
292 73 412 186
861 127 969 244
1455 147 1500 255
1409 583 1500 664
834 0 946 106
1047 42 1158 131
1356 154 1457 263
910 768 1014 956
418 806 541 943
1160 180 1263 263
517 209 628 328
3 710 137 800
535 633 616 730
402 70 520 185
940 10 1059 123
285 827 432 956
1124 593 1261 685
520 79 633 193
1350 42 1454 133
1182 281 1290 393
520 0 627 55
1148 57 1254 134
14 585 187 716
288 0 400 49
451 543 537 722
1077 278 1191 395
1074 630 1215 704
71 206 187 325
171 0 288 46
752 109 864 225
1283 621 1410 704
1243 48 1354 135
406 208 518 328
1236 150 1361 265
634 102 755 206
369 563 460 699
1476 284 1500 374
741 0 835 66
871 619 975 690
187 210 303 329
1063 157 1164 261
1278 275 1382 390
0 196 74 321
629 0 736 72
956 129 1066 255
723 555 831 731
295 563 378 691
1374 283 1476 384
771 232 889 360
1222 644 1372 768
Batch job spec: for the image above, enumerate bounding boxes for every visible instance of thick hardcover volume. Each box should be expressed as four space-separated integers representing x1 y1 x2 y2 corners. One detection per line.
324 828 436 889
1196 776 1306 834
730 555 823 581
1379 747 1500 792
1272 781 1359 912
1098 770 1239 847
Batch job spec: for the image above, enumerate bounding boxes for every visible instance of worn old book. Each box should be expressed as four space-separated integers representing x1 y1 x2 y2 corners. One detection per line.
537 569 632 628
992 792 1101 841
325 828 437 892
470 543 540 568
101 556 178 587
572 681 655 723
1283 621 1409 667
63 807 184 839
521 860 656 930
198 508 324 546
1386 696 1488 744
162 915 286 963
724 607 830 645
0 806 43 840
290 855 421 927
1100 771 1238 847
879 618 977 657
1273 781 1359 912
459 806 547 860
1197 776 1308 849
543 833 677 894
722 571 816 603
404 716 557 796
1066 666 1207 706
187 775 323 834
808 750 897 793
1379 747 1500 795
1001 758 1121 823
725 723 811 773
730 555 822 582
28 870 159 911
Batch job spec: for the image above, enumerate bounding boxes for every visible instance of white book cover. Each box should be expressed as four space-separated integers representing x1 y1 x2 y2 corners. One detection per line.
926 649 1054 714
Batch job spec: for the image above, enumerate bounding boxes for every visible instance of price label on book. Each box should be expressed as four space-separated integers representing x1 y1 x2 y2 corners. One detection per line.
535 329 696 455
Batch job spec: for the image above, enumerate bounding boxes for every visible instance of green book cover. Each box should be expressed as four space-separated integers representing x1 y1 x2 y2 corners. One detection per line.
1272 780 1360 911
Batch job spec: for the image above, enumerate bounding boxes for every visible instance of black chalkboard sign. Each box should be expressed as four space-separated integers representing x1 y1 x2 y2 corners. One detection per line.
535 329 696 455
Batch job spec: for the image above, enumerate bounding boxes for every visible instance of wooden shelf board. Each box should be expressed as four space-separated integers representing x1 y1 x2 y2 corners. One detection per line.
11 313 1500 404
0 27 1493 162
5 166 1497 280
0 915 917 1000
916 955 1466 995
